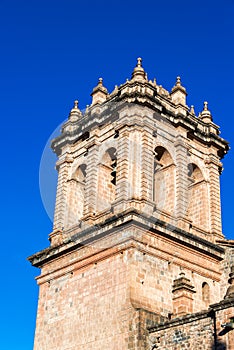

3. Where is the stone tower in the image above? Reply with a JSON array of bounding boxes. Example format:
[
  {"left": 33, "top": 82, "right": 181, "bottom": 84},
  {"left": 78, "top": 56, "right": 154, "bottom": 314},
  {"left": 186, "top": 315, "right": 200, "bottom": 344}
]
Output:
[{"left": 29, "top": 59, "right": 234, "bottom": 350}]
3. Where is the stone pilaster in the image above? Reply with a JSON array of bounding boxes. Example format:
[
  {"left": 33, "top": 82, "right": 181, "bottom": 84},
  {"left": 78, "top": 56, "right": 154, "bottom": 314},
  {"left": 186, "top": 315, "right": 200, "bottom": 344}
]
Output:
[
  {"left": 130, "top": 128, "right": 142, "bottom": 201},
  {"left": 53, "top": 155, "right": 73, "bottom": 231},
  {"left": 205, "top": 154, "right": 223, "bottom": 239},
  {"left": 83, "top": 141, "right": 100, "bottom": 218},
  {"left": 174, "top": 136, "right": 190, "bottom": 230},
  {"left": 113, "top": 127, "right": 130, "bottom": 213},
  {"left": 141, "top": 128, "right": 154, "bottom": 207}
]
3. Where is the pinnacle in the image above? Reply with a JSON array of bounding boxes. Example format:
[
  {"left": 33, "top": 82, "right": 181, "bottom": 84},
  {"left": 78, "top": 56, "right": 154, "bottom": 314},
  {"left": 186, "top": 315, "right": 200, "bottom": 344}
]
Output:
[
  {"left": 91, "top": 77, "right": 108, "bottom": 95},
  {"left": 74, "top": 100, "right": 78, "bottom": 109},
  {"left": 171, "top": 75, "right": 187, "bottom": 94},
  {"left": 199, "top": 101, "right": 212, "bottom": 122},
  {"left": 137, "top": 57, "right": 142, "bottom": 67},
  {"left": 131, "top": 57, "right": 147, "bottom": 82},
  {"left": 69, "top": 99, "right": 82, "bottom": 121},
  {"left": 176, "top": 76, "right": 181, "bottom": 86},
  {"left": 203, "top": 101, "right": 208, "bottom": 111}
]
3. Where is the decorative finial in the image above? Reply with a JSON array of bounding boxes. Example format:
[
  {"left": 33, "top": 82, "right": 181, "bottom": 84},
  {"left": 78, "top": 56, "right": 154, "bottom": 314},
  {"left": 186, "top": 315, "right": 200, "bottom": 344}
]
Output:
[
  {"left": 91, "top": 77, "right": 108, "bottom": 105},
  {"left": 190, "top": 105, "right": 195, "bottom": 115},
  {"left": 131, "top": 57, "right": 147, "bottom": 82},
  {"left": 176, "top": 76, "right": 181, "bottom": 86},
  {"left": 203, "top": 101, "right": 208, "bottom": 111},
  {"left": 110, "top": 84, "right": 119, "bottom": 97},
  {"left": 69, "top": 99, "right": 82, "bottom": 121},
  {"left": 137, "top": 57, "right": 142, "bottom": 67},
  {"left": 170, "top": 75, "right": 187, "bottom": 105},
  {"left": 199, "top": 101, "right": 212, "bottom": 122}
]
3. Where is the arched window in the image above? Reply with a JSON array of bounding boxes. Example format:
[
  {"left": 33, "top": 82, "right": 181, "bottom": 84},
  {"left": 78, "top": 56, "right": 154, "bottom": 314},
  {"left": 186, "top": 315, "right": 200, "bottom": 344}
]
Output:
[
  {"left": 202, "top": 282, "right": 210, "bottom": 306},
  {"left": 97, "top": 147, "right": 117, "bottom": 212},
  {"left": 187, "top": 163, "right": 208, "bottom": 230},
  {"left": 153, "top": 146, "right": 175, "bottom": 214},
  {"left": 66, "top": 164, "right": 87, "bottom": 228}
]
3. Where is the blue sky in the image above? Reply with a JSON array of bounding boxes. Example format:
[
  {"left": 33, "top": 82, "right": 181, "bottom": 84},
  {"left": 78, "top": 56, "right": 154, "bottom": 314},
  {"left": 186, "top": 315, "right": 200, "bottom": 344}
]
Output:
[{"left": 0, "top": 0, "right": 233, "bottom": 348}]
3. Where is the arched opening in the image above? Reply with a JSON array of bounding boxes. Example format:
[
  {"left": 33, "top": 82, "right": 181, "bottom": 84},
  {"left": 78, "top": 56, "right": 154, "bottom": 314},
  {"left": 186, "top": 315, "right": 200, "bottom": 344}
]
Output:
[
  {"left": 97, "top": 147, "right": 117, "bottom": 212},
  {"left": 66, "top": 164, "right": 87, "bottom": 228},
  {"left": 153, "top": 146, "right": 175, "bottom": 214},
  {"left": 202, "top": 282, "right": 210, "bottom": 306},
  {"left": 187, "top": 163, "right": 208, "bottom": 230},
  {"left": 188, "top": 163, "right": 203, "bottom": 182},
  {"left": 75, "top": 164, "right": 87, "bottom": 183}
]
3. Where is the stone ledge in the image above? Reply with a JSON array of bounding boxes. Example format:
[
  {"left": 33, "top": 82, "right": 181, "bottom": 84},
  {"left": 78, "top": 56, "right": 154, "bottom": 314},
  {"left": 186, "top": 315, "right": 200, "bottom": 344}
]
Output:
[{"left": 28, "top": 209, "right": 224, "bottom": 268}]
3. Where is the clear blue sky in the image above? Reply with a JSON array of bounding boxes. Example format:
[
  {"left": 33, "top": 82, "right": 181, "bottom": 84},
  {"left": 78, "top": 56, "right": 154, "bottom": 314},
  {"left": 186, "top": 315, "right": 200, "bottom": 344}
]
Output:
[{"left": 0, "top": 0, "right": 233, "bottom": 348}]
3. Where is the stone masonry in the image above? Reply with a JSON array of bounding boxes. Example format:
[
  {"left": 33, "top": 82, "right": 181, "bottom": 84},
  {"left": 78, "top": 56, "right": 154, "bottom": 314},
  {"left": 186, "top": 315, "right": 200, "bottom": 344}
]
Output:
[{"left": 29, "top": 58, "right": 234, "bottom": 349}]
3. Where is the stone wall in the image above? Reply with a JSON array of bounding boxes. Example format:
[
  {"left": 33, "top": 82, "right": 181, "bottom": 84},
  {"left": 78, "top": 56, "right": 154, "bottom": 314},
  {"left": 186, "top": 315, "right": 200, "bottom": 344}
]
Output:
[
  {"left": 148, "top": 299, "right": 234, "bottom": 350},
  {"left": 32, "top": 217, "right": 226, "bottom": 349}
]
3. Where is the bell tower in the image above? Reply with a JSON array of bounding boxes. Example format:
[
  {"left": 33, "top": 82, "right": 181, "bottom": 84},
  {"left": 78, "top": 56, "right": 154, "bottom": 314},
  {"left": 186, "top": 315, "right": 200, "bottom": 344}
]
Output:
[{"left": 29, "top": 59, "right": 232, "bottom": 350}]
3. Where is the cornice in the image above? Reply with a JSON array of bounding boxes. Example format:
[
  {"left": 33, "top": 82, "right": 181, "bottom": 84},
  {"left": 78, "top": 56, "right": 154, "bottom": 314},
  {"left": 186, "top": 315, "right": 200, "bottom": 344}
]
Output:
[
  {"left": 28, "top": 209, "right": 224, "bottom": 268},
  {"left": 51, "top": 90, "right": 229, "bottom": 158}
]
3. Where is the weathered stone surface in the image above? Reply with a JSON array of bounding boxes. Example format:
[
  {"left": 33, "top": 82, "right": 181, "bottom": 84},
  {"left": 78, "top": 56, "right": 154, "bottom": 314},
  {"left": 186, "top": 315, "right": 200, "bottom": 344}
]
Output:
[{"left": 29, "top": 59, "right": 233, "bottom": 349}]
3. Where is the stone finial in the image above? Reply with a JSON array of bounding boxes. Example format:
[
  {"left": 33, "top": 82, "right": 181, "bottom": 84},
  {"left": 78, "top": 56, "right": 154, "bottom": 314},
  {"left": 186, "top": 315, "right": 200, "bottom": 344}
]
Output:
[
  {"left": 110, "top": 84, "right": 119, "bottom": 97},
  {"left": 190, "top": 105, "right": 195, "bottom": 115},
  {"left": 137, "top": 57, "right": 142, "bottom": 66},
  {"left": 69, "top": 100, "right": 82, "bottom": 122},
  {"left": 91, "top": 77, "right": 108, "bottom": 105},
  {"left": 131, "top": 57, "right": 147, "bottom": 82},
  {"left": 199, "top": 101, "right": 213, "bottom": 123},
  {"left": 176, "top": 76, "right": 181, "bottom": 86},
  {"left": 204, "top": 101, "right": 208, "bottom": 110},
  {"left": 224, "top": 265, "right": 234, "bottom": 299},
  {"left": 172, "top": 76, "right": 186, "bottom": 91},
  {"left": 170, "top": 76, "right": 187, "bottom": 105}
]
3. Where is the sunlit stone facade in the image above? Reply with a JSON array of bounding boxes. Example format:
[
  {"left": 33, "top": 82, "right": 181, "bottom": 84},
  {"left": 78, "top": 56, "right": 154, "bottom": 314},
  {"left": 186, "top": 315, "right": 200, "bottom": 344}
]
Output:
[{"left": 29, "top": 59, "right": 234, "bottom": 350}]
